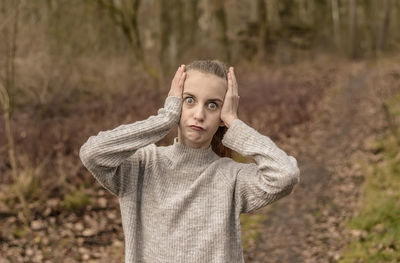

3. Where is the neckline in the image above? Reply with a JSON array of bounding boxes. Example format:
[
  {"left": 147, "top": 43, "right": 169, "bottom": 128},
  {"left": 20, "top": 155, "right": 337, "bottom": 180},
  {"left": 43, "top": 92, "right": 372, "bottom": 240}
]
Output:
[
  {"left": 174, "top": 137, "right": 213, "bottom": 150},
  {"left": 166, "top": 137, "right": 219, "bottom": 169}
]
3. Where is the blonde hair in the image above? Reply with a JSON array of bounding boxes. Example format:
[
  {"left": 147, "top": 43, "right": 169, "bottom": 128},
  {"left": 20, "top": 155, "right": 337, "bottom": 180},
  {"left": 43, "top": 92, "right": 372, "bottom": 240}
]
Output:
[{"left": 185, "top": 59, "right": 234, "bottom": 159}]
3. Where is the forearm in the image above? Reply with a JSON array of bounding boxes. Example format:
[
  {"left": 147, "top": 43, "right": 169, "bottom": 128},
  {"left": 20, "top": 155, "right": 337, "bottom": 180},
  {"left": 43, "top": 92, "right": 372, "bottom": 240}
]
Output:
[
  {"left": 79, "top": 96, "right": 182, "bottom": 170},
  {"left": 222, "top": 119, "right": 300, "bottom": 213},
  {"left": 223, "top": 119, "right": 300, "bottom": 192}
]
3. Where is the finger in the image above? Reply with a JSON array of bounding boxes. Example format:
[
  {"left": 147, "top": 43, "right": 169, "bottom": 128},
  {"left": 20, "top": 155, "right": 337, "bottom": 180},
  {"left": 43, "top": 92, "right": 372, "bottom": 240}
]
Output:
[
  {"left": 178, "top": 64, "right": 185, "bottom": 78},
  {"left": 178, "top": 72, "right": 186, "bottom": 90},
  {"left": 230, "top": 67, "right": 237, "bottom": 91},
  {"left": 230, "top": 67, "right": 239, "bottom": 95},
  {"left": 174, "top": 65, "right": 184, "bottom": 81},
  {"left": 227, "top": 72, "right": 233, "bottom": 95},
  {"left": 172, "top": 66, "right": 181, "bottom": 82},
  {"left": 177, "top": 65, "right": 183, "bottom": 74},
  {"left": 180, "top": 71, "right": 186, "bottom": 84}
]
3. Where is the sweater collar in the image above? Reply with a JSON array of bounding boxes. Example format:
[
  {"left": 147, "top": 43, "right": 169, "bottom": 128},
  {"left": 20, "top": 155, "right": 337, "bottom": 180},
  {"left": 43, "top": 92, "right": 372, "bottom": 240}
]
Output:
[{"left": 166, "top": 137, "right": 219, "bottom": 169}]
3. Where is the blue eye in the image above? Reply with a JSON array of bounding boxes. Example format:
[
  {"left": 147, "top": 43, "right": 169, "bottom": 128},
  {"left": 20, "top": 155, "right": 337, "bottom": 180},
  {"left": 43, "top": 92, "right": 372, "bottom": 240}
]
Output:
[
  {"left": 185, "top": 97, "right": 218, "bottom": 110},
  {"left": 209, "top": 102, "right": 218, "bottom": 110},
  {"left": 185, "top": 97, "right": 194, "bottom": 104}
]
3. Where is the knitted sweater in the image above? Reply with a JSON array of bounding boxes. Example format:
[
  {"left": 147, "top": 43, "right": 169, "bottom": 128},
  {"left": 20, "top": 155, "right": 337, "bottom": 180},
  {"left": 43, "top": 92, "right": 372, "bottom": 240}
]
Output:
[{"left": 79, "top": 96, "right": 300, "bottom": 263}]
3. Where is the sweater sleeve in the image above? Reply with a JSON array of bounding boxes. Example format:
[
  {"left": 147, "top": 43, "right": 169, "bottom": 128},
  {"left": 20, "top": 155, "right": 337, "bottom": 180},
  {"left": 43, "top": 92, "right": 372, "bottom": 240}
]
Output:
[
  {"left": 79, "top": 96, "right": 182, "bottom": 198},
  {"left": 221, "top": 119, "right": 300, "bottom": 214}
]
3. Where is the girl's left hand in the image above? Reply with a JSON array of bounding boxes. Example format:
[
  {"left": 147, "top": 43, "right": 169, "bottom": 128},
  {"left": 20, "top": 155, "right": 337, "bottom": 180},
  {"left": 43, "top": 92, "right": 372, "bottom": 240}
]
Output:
[{"left": 221, "top": 67, "right": 240, "bottom": 128}]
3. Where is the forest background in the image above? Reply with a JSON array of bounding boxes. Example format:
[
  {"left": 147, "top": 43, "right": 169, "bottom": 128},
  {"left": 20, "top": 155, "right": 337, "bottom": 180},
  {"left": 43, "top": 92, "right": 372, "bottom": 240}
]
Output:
[{"left": 1, "top": 0, "right": 399, "bottom": 262}]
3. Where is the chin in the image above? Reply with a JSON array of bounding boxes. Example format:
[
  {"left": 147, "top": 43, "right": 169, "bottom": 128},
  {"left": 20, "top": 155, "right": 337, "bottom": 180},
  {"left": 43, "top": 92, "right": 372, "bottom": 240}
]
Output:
[
  {"left": 185, "top": 130, "right": 208, "bottom": 141},
  {"left": 186, "top": 132, "right": 202, "bottom": 140}
]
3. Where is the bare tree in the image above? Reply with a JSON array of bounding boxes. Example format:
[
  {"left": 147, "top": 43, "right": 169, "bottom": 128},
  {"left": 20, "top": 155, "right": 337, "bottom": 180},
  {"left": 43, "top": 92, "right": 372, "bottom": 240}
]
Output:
[
  {"left": 159, "top": 0, "right": 172, "bottom": 79},
  {"left": 297, "top": 0, "right": 309, "bottom": 25},
  {"left": 183, "top": 0, "right": 200, "bottom": 51},
  {"left": 212, "top": 0, "right": 231, "bottom": 62},
  {"left": 348, "top": 0, "right": 357, "bottom": 58},
  {"left": 257, "top": 0, "right": 268, "bottom": 61},
  {"left": 331, "top": 0, "right": 341, "bottom": 50},
  {"left": 266, "top": 0, "right": 281, "bottom": 31},
  {"left": 377, "top": 0, "right": 392, "bottom": 54},
  {"left": 96, "top": 0, "right": 158, "bottom": 80},
  {"left": 0, "top": 0, "right": 29, "bottom": 224}
]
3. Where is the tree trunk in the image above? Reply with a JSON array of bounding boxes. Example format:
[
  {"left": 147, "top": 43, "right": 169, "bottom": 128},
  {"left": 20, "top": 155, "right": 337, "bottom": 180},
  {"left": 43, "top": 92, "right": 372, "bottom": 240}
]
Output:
[
  {"left": 266, "top": 0, "right": 280, "bottom": 33},
  {"left": 184, "top": 0, "right": 199, "bottom": 50},
  {"left": 159, "top": 0, "right": 172, "bottom": 74},
  {"left": 0, "top": 0, "right": 29, "bottom": 224},
  {"left": 97, "top": 0, "right": 157, "bottom": 80},
  {"left": 257, "top": 0, "right": 268, "bottom": 60},
  {"left": 297, "top": 0, "right": 308, "bottom": 24},
  {"left": 213, "top": 0, "right": 231, "bottom": 63},
  {"left": 377, "top": 0, "right": 392, "bottom": 53},
  {"left": 348, "top": 0, "right": 357, "bottom": 58},
  {"left": 331, "top": 0, "right": 341, "bottom": 50}
]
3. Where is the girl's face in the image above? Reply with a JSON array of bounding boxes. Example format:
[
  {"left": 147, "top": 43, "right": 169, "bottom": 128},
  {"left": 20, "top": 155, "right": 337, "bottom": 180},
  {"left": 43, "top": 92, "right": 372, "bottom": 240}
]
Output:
[{"left": 177, "top": 70, "right": 227, "bottom": 149}]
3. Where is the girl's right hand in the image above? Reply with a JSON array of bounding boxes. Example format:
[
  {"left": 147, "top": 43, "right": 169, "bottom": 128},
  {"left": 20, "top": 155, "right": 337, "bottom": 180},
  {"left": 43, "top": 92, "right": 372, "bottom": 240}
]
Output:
[{"left": 168, "top": 64, "right": 186, "bottom": 98}]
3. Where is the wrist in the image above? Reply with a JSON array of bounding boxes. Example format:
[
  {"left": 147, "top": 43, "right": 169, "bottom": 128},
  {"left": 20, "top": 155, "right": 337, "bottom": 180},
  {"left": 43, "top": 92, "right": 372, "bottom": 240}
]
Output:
[{"left": 225, "top": 117, "right": 239, "bottom": 128}]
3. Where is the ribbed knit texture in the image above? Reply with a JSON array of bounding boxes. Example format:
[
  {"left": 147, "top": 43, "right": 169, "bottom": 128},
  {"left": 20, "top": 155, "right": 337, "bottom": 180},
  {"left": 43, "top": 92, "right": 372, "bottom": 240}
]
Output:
[{"left": 79, "top": 96, "right": 300, "bottom": 263}]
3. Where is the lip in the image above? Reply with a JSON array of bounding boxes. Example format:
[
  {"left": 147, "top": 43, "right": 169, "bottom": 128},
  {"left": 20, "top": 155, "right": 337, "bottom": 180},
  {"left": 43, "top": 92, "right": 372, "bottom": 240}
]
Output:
[{"left": 190, "top": 125, "right": 205, "bottom": 131}]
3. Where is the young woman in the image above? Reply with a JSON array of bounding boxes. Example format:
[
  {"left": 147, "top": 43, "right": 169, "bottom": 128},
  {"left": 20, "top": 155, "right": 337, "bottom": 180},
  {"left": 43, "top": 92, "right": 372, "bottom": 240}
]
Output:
[{"left": 79, "top": 60, "right": 300, "bottom": 263}]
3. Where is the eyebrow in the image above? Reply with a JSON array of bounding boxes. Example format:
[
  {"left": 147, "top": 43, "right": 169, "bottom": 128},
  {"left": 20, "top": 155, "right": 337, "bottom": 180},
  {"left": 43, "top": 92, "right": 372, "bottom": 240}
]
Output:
[{"left": 183, "top": 92, "right": 223, "bottom": 103}]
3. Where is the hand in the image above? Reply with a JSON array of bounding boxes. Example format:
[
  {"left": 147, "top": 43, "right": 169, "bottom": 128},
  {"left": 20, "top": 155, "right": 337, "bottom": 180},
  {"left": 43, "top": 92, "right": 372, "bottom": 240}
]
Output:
[
  {"left": 221, "top": 67, "right": 240, "bottom": 128},
  {"left": 168, "top": 64, "right": 186, "bottom": 98}
]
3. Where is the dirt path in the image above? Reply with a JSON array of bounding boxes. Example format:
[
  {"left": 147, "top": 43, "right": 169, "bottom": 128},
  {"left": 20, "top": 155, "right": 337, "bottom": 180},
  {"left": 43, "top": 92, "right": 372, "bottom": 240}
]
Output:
[{"left": 243, "top": 65, "right": 389, "bottom": 262}]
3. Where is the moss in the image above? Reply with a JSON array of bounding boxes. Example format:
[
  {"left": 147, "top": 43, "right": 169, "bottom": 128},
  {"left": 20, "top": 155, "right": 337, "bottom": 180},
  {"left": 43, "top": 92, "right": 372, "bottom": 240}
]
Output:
[
  {"left": 13, "top": 227, "right": 28, "bottom": 239},
  {"left": 62, "top": 184, "right": 91, "bottom": 212},
  {"left": 240, "top": 213, "right": 267, "bottom": 251},
  {"left": 339, "top": 94, "right": 400, "bottom": 262}
]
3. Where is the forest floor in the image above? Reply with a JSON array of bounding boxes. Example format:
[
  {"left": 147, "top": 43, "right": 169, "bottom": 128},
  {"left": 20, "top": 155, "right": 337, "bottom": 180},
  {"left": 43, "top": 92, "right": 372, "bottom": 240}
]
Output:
[{"left": 243, "top": 61, "right": 397, "bottom": 263}]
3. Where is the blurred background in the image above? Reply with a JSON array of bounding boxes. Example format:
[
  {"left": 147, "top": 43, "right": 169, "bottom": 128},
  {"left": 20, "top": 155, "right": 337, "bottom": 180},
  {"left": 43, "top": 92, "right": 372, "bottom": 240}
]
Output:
[{"left": 0, "top": 0, "right": 399, "bottom": 262}]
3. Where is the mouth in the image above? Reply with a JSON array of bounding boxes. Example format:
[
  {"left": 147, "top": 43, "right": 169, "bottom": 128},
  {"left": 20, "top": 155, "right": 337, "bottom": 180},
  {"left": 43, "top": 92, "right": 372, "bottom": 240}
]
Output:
[{"left": 190, "top": 125, "right": 205, "bottom": 131}]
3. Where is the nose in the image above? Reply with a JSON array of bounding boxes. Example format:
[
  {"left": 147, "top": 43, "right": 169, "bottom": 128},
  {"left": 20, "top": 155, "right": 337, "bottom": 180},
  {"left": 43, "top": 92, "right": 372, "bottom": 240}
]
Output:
[{"left": 193, "top": 104, "right": 205, "bottom": 122}]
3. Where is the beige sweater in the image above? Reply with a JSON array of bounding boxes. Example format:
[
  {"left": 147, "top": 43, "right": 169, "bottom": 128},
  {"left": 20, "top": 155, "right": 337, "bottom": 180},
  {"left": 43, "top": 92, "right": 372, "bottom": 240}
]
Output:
[{"left": 79, "top": 96, "right": 300, "bottom": 263}]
